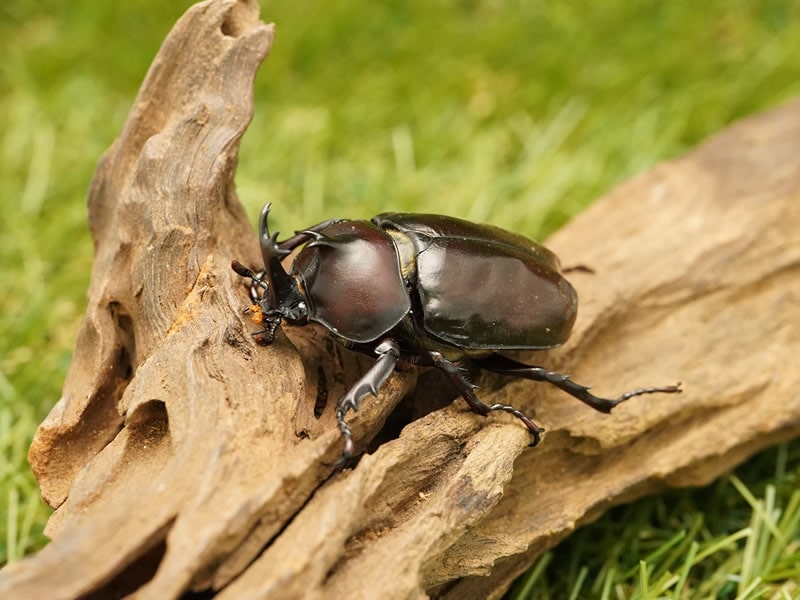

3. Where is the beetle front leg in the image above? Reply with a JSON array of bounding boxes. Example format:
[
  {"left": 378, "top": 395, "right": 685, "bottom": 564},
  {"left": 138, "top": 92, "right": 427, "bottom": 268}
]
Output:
[
  {"left": 429, "top": 352, "right": 544, "bottom": 446},
  {"left": 331, "top": 339, "right": 400, "bottom": 466},
  {"left": 477, "top": 354, "right": 681, "bottom": 413}
]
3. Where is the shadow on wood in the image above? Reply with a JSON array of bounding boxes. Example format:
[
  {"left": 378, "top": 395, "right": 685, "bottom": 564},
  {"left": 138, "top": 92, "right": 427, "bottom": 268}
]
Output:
[{"left": 1, "top": 0, "right": 799, "bottom": 598}]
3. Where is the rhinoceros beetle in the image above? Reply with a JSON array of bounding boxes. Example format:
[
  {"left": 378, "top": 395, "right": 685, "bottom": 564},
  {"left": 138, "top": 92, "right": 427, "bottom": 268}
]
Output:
[{"left": 232, "top": 203, "right": 680, "bottom": 464}]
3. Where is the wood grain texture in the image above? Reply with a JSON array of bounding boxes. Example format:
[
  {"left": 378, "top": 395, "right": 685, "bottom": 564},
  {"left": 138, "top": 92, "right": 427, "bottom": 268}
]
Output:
[{"left": 1, "top": 1, "right": 799, "bottom": 598}]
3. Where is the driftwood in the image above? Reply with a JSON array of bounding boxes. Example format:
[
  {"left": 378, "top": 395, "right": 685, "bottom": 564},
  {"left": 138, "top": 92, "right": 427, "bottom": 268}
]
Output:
[{"left": 2, "top": 0, "right": 800, "bottom": 598}]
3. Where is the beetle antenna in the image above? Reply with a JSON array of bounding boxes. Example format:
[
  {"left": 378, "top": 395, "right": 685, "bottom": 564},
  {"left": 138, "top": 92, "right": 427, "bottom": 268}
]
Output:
[
  {"left": 231, "top": 260, "right": 270, "bottom": 301},
  {"left": 231, "top": 259, "right": 258, "bottom": 280}
]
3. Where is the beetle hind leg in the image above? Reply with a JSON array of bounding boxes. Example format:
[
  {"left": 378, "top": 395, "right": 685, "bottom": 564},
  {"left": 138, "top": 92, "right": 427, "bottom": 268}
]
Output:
[
  {"left": 476, "top": 354, "right": 681, "bottom": 413},
  {"left": 329, "top": 340, "right": 400, "bottom": 468},
  {"left": 429, "top": 352, "right": 544, "bottom": 446}
]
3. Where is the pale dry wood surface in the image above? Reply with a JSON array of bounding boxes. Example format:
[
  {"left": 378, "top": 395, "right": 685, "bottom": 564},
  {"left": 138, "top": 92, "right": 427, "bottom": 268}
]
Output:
[{"left": 1, "top": 0, "right": 799, "bottom": 598}]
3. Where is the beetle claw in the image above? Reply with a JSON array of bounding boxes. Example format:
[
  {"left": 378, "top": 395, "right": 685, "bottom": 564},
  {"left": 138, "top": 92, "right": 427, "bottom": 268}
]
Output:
[
  {"left": 527, "top": 426, "right": 545, "bottom": 447},
  {"left": 325, "top": 403, "right": 359, "bottom": 470},
  {"left": 614, "top": 382, "right": 682, "bottom": 405},
  {"left": 324, "top": 440, "right": 358, "bottom": 471}
]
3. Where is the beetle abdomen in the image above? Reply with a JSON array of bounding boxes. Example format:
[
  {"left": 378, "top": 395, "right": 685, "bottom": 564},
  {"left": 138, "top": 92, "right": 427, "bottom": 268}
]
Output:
[{"left": 415, "top": 237, "right": 577, "bottom": 349}]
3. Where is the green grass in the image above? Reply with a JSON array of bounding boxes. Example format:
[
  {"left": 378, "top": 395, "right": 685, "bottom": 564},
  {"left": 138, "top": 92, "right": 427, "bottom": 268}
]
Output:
[
  {"left": 1, "top": 0, "right": 799, "bottom": 594},
  {"left": 509, "top": 445, "right": 800, "bottom": 599}
]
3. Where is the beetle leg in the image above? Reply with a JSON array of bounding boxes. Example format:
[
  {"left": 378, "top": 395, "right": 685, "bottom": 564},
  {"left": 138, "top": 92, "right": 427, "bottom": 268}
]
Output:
[
  {"left": 248, "top": 318, "right": 281, "bottom": 345},
  {"left": 477, "top": 354, "right": 682, "bottom": 413},
  {"left": 429, "top": 351, "right": 544, "bottom": 446},
  {"left": 331, "top": 339, "right": 400, "bottom": 466}
]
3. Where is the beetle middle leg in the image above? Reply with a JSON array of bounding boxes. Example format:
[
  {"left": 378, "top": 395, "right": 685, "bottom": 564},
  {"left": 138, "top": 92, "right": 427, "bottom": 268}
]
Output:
[
  {"left": 428, "top": 351, "right": 544, "bottom": 445},
  {"left": 476, "top": 354, "right": 681, "bottom": 413},
  {"left": 331, "top": 339, "right": 400, "bottom": 466}
]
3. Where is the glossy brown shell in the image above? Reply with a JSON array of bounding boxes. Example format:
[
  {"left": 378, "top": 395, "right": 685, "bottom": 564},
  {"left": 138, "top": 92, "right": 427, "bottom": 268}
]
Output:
[
  {"left": 292, "top": 221, "right": 410, "bottom": 343},
  {"left": 374, "top": 213, "right": 578, "bottom": 350}
]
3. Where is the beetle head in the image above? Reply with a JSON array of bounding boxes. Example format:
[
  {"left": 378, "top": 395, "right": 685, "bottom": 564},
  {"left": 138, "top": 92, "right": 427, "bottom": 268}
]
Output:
[
  {"left": 231, "top": 203, "right": 309, "bottom": 344},
  {"left": 257, "top": 203, "right": 311, "bottom": 328}
]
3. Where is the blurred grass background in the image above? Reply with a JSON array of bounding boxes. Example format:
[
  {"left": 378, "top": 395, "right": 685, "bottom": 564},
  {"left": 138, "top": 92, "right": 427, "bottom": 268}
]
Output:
[{"left": 2, "top": 0, "right": 800, "bottom": 597}]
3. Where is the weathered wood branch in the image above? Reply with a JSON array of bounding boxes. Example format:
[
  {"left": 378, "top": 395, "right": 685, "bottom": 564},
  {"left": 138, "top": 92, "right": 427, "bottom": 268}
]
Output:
[{"left": 2, "top": 1, "right": 799, "bottom": 598}]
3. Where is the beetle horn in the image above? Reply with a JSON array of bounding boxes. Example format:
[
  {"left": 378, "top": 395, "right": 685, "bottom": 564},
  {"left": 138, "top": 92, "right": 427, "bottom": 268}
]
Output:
[
  {"left": 259, "top": 203, "right": 290, "bottom": 258},
  {"left": 258, "top": 203, "right": 299, "bottom": 308}
]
